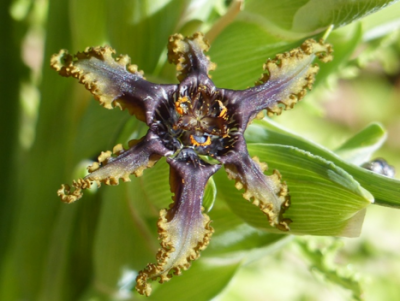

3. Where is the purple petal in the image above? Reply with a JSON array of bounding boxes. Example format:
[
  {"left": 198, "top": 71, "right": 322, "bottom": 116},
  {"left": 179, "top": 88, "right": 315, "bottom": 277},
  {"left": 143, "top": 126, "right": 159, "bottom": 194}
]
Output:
[
  {"left": 219, "top": 136, "right": 291, "bottom": 231},
  {"left": 168, "top": 32, "right": 216, "bottom": 81},
  {"left": 223, "top": 39, "right": 333, "bottom": 129},
  {"left": 50, "top": 46, "right": 177, "bottom": 125},
  {"left": 57, "top": 131, "right": 171, "bottom": 203},
  {"left": 135, "top": 156, "right": 220, "bottom": 296}
]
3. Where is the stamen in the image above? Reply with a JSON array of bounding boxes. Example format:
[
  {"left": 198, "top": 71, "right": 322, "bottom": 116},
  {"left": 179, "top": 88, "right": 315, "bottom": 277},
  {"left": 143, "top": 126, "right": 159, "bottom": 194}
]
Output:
[{"left": 217, "top": 100, "right": 227, "bottom": 119}]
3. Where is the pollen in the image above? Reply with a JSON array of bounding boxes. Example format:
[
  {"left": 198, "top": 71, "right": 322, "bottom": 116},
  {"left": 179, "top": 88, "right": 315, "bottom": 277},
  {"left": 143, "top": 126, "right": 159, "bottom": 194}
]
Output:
[{"left": 217, "top": 100, "right": 227, "bottom": 119}]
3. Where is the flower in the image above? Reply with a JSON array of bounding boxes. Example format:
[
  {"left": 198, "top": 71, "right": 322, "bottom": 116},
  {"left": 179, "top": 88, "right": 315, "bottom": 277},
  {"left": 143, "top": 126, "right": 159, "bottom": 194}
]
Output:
[{"left": 50, "top": 32, "right": 332, "bottom": 296}]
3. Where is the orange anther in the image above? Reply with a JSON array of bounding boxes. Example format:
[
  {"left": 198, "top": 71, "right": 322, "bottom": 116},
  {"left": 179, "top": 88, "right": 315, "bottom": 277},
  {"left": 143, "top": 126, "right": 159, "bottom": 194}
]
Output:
[
  {"left": 190, "top": 135, "right": 211, "bottom": 147},
  {"left": 175, "top": 96, "right": 190, "bottom": 115},
  {"left": 217, "top": 100, "right": 227, "bottom": 118},
  {"left": 175, "top": 102, "right": 184, "bottom": 115}
]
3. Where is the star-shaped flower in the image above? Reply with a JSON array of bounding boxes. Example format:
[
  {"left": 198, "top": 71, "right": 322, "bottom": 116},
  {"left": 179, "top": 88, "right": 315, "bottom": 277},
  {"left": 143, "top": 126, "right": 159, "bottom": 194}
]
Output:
[{"left": 51, "top": 32, "right": 332, "bottom": 296}]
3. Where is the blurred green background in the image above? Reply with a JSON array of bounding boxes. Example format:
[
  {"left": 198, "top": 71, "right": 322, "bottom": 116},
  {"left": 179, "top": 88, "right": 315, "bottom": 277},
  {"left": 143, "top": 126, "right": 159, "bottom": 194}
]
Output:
[{"left": 1, "top": 0, "right": 400, "bottom": 300}]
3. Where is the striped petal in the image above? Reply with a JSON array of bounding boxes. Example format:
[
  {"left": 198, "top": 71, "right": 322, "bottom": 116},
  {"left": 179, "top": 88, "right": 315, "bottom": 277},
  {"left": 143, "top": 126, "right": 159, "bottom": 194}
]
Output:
[
  {"left": 219, "top": 136, "right": 291, "bottom": 231},
  {"left": 51, "top": 46, "right": 176, "bottom": 124},
  {"left": 222, "top": 39, "right": 333, "bottom": 129},
  {"left": 57, "top": 131, "right": 171, "bottom": 203},
  {"left": 135, "top": 153, "right": 220, "bottom": 296}
]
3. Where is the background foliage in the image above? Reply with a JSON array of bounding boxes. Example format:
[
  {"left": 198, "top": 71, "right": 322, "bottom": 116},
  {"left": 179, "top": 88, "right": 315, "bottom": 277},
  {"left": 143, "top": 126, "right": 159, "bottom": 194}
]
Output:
[{"left": 1, "top": 0, "right": 400, "bottom": 300}]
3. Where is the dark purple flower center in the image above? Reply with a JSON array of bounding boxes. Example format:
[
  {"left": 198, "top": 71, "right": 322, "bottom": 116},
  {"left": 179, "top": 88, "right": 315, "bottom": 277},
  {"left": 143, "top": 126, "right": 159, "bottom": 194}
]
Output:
[{"left": 153, "top": 83, "right": 232, "bottom": 159}]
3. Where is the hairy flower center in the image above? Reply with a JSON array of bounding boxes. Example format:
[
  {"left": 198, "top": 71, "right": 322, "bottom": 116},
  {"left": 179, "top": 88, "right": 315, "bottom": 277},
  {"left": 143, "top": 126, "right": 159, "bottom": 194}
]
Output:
[{"left": 154, "top": 86, "right": 230, "bottom": 157}]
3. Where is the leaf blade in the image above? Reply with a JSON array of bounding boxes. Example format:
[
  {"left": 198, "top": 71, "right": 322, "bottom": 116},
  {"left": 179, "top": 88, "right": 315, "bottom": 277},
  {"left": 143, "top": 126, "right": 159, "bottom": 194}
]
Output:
[
  {"left": 216, "top": 144, "right": 372, "bottom": 237},
  {"left": 246, "top": 119, "right": 400, "bottom": 208}
]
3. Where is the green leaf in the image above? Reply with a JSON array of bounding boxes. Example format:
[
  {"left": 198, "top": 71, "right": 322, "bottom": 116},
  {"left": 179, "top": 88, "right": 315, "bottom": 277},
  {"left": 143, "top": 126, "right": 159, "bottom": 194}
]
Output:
[
  {"left": 206, "top": 203, "right": 289, "bottom": 257},
  {"left": 3, "top": 1, "right": 76, "bottom": 299},
  {"left": 40, "top": 194, "right": 100, "bottom": 300},
  {"left": 292, "top": 0, "right": 399, "bottom": 34},
  {"left": 335, "top": 123, "right": 387, "bottom": 165},
  {"left": 244, "top": 0, "right": 309, "bottom": 32},
  {"left": 360, "top": 1, "right": 400, "bottom": 40},
  {"left": 237, "top": 0, "right": 310, "bottom": 40},
  {"left": 246, "top": 119, "right": 400, "bottom": 208},
  {"left": 136, "top": 157, "right": 173, "bottom": 212},
  {"left": 209, "top": 21, "right": 298, "bottom": 89},
  {"left": 70, "top": 0, "right": 107, "bottom": 49},
  {"left": 215, "top": 144, "right": 373, "bottom": 237},
  {"left": 0, "top": 0, "right": 23, "bottom": 282},
  {"left": 239, "top": 0, "right": 399, "bottom": 40},
  {"left": 92, "top": 184, "right": 157, "bottom": 293},
  {"left": 73, "top": 100, "right": 133, "bottom": 160},
  {"left": 105, "top": 0, "right": 198, "bottom": 74}
]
